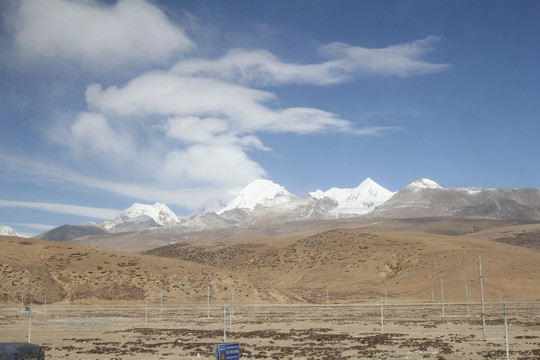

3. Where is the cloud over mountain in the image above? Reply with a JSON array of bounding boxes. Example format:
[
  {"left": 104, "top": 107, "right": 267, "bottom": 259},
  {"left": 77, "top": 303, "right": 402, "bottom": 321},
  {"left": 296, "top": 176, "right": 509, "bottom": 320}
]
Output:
[
  {"left": 1, "top": 0, "right": 452, "bottom": 219},
  {"left": 69, "top": 33, "right": 447, "bottom": 206}
]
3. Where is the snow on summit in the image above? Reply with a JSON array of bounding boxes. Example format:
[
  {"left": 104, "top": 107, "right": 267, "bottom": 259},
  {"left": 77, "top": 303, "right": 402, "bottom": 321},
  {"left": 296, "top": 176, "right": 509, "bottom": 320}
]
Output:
[
  {"left": 406, "top": 178, "right": 443, "bottom": 190},
  {"left": 115, "top": 202, "right": 180, "bottom": 226},
  {"left": 0, "top": 225, "right": 20, "bottom": 237},
  {"left": 218, "top": 179, "right": 296, "bottom": 213},
  {"left": 310, "top": 178, "right": 395, "bottom": 214}
]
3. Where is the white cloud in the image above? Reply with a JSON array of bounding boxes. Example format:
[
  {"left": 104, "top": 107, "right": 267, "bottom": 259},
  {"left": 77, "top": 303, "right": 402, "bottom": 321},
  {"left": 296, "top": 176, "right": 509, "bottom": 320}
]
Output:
[
  {"left": 66, "top": 38, "right": 432, "bottom": 203},
  {"left": 0, "top": 199, "right": 121, "bottom": 219},
  {"left": 269, "top": 108, "right": 352, "bottom": 134},
  {"left": 12, "top": 0, "right": 193, "bottom": 68},
  {"left": 170, "top": 36, "right": 450, "bottom": 85},
  {"left": 78, "top": 70, "right": 360, "bottom": 191},
  {"left": 85, "top": 73, "right": 275, "bottom": 123},
  {"left": 70, "top": 112, "right": 135, "bottom": 159},
  {"left": 166, "top": 116, "right": 230, "bottom": 144},
  {"left": 237, "top": 135, "right": 272, "bottom": 151},
  {"left": 165, "top": 115, "right": 272, "bottom": 160},
  {"left": 81, "top": 179, "right": 232, "bottom": 210},
  {"left": 85, "top": 72, "right": 353, "bottom": 135},
  {"left": 0, "top": 154, "right": 238, "bottom": 210},
  {"left": 163, "top": 144, "right": 266, "bottom": 186},
  {"left": 354, "top": 126, "right": 400, "bottom": 136},
  {"left": 170, "top": 49, "right": 335, "bottom": 85},
  {"left": 320, "top": 36, "right": 450, "bottom": 78},
  {"left": 11, "top": 223, "right": 58, "bottom": 231}
]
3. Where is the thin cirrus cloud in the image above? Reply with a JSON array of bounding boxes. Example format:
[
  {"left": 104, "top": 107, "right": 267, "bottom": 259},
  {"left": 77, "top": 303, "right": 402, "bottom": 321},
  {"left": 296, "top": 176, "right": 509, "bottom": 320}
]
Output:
[
  {"left": 12, "top": 223, "right": 57, "bottom": 232},
  {"left": 169, "top": 36, "right": 450, "bottom": 86},
  {"left": 0, "top": 199, "right": 121, "bottom": 219},
  {"left": 11, "top": 0, "right": 193, "bottom": 67},
  {"left": 0, "top": 154, "right": 232, "bottom": 210}
]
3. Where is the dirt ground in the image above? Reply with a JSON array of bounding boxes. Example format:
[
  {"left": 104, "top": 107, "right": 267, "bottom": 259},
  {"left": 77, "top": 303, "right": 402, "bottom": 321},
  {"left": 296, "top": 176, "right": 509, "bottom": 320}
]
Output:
[{"left": 1, "top": 301, "right": 538, "bottom": 359}]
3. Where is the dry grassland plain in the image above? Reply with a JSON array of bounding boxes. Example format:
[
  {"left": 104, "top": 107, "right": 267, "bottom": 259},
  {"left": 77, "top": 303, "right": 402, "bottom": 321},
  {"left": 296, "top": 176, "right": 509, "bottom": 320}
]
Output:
[{"left": 1, "top": 302, "right": 539, "bottom": 359}]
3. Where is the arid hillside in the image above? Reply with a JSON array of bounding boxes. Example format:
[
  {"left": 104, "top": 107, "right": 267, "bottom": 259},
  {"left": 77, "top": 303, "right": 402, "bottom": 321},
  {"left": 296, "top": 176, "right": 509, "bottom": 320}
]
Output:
[
  {"left": 146, "top": 225, "right": 540, "bottom": 303},
  {"left": 0, "top": 236, "right": 294, "bottom": 306},
  {"left": 2, "top": 220, "right": 539, "bottom": 306}
]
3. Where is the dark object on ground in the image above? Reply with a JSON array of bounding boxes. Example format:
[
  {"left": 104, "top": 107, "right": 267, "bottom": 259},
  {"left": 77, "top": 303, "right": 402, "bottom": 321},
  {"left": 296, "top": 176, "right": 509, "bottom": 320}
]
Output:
[{"left": 0, "top": 343, "right": 45, "bottom": 360}]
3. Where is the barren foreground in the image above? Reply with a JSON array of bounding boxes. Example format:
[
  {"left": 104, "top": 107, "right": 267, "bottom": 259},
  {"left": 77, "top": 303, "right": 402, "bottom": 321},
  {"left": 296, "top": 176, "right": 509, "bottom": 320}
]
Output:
[{"left": 1, "top": 302, "right": 538, "bottom": 359}]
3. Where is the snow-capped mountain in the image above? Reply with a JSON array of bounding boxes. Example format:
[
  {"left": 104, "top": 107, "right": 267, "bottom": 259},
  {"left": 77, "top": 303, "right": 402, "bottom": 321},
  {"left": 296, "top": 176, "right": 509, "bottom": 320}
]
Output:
[
  {"left": 33, "top": 177, "right": 540, "bottom": 243},
  {"left": 110, "top": 202, "right": 180, "bottom": 229},
  {"left": 217, "top": 179, "right": 296, "bottom": 214},
  {"left": 404, "top": 178, "right": 443, "bottom": 190},
  {"left": 185, "top": 178, "right": 393, "bottom": 227},
  {"left": 245, "top": 194, "right": 339, "bottom": 224},
  {"left": 310, "top": 178, "right": 395, "bottom": 215},
  {"left": 165, "top": 178, "right": 393, "bottom": 230},
  {"left": 188, "top": 198, "right": 230, "bottom": 219},
  {"left": 0, "top": 225, "right": 20, "bottom": 237}
]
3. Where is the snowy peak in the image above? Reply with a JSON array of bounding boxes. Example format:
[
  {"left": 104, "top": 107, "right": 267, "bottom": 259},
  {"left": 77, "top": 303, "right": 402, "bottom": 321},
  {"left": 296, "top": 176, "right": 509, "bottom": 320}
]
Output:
[
  {"left": 115, "top": 202, "right": 180, "bottom": 227},
  {"left": 347, "top": 178, "right": 394, "bottom": 202},
  {"left": 405, "top": 178, "right": 443, "bottom": 190},
  {"left": 310, "top": 178, "right": 395, "bottom": 215},
  {"left": 189, "top": 198, "right": 229, "bottom": 218},
  {"left": 218, "top": 179, "right": 296, "bottom": 214},
  {"left": 0, "top": 225, "right": 20, "bottom": 237}
]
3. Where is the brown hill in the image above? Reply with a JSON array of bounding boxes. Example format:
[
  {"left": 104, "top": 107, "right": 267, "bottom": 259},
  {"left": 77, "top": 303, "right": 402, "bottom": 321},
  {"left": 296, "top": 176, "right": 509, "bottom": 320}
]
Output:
[
  {"left": 146, "top": 226, "right": 540, "bottom": 303},
  {"left": 2, "top": 220, "right": 539, "bottom": 306},
  {"left": 0, "top": 235, "right": 295, "bottom": 306},
  {"left": 454, "top": 221, "right": 540, "bottom": 252}
]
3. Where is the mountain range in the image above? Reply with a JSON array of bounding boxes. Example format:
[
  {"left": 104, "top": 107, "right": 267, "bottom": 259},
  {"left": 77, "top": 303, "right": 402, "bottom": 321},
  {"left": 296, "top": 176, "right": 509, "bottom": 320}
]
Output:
[
  {"left": 101, "top": 177, "right": 395, "bottom": 232},
  {"left": 22, "top": 177, "right": 540, "bottom": 244}
]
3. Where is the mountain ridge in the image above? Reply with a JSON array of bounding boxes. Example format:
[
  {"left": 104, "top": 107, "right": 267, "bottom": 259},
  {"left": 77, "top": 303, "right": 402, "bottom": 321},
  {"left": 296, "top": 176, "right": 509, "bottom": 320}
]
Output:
[
  {"left": 28, "top": 178, "right": 540, "bottom": 245},
  {"left": 93, "top": 178, "right": 395, "bottom": 233}
]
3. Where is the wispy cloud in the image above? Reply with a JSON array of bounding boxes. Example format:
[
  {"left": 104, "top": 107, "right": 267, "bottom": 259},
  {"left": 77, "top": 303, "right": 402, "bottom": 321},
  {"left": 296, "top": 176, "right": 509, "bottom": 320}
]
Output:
[
  {"left": 11, "top": 223, "right": 56, "bottom": 231},
  {"left": 0, "top": 154, "right": 235, "bottom": 210},
  {"left": 170, "top": 36, "right": 450, "bottom": 85},
  {"left": 0, "top": 200, "right": 121, "bottom": 219},
  {"left": 354, "top": 126, "right": 401, "bottom": 136}
]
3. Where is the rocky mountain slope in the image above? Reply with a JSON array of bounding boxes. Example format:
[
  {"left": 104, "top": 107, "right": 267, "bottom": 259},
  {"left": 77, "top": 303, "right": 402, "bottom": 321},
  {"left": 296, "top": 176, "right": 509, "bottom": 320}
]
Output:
[
  {"left": 370, "top": 179, "right": 540, "bottom": 219},
  {"left": 35, "top": 223, "right": 109, "bottom": 242}
]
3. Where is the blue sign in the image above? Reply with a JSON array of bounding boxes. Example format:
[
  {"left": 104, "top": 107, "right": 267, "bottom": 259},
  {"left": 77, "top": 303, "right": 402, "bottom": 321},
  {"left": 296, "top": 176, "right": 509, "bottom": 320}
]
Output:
[{"left": 215, "top": 342, "right": 240, "bottom": 360}]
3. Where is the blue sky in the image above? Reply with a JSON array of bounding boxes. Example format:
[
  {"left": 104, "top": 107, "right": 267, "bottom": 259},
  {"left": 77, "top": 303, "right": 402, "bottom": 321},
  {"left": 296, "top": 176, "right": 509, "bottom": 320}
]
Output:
[{"left": 1, "top": 0, "right": 539, "bottom": 235}]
